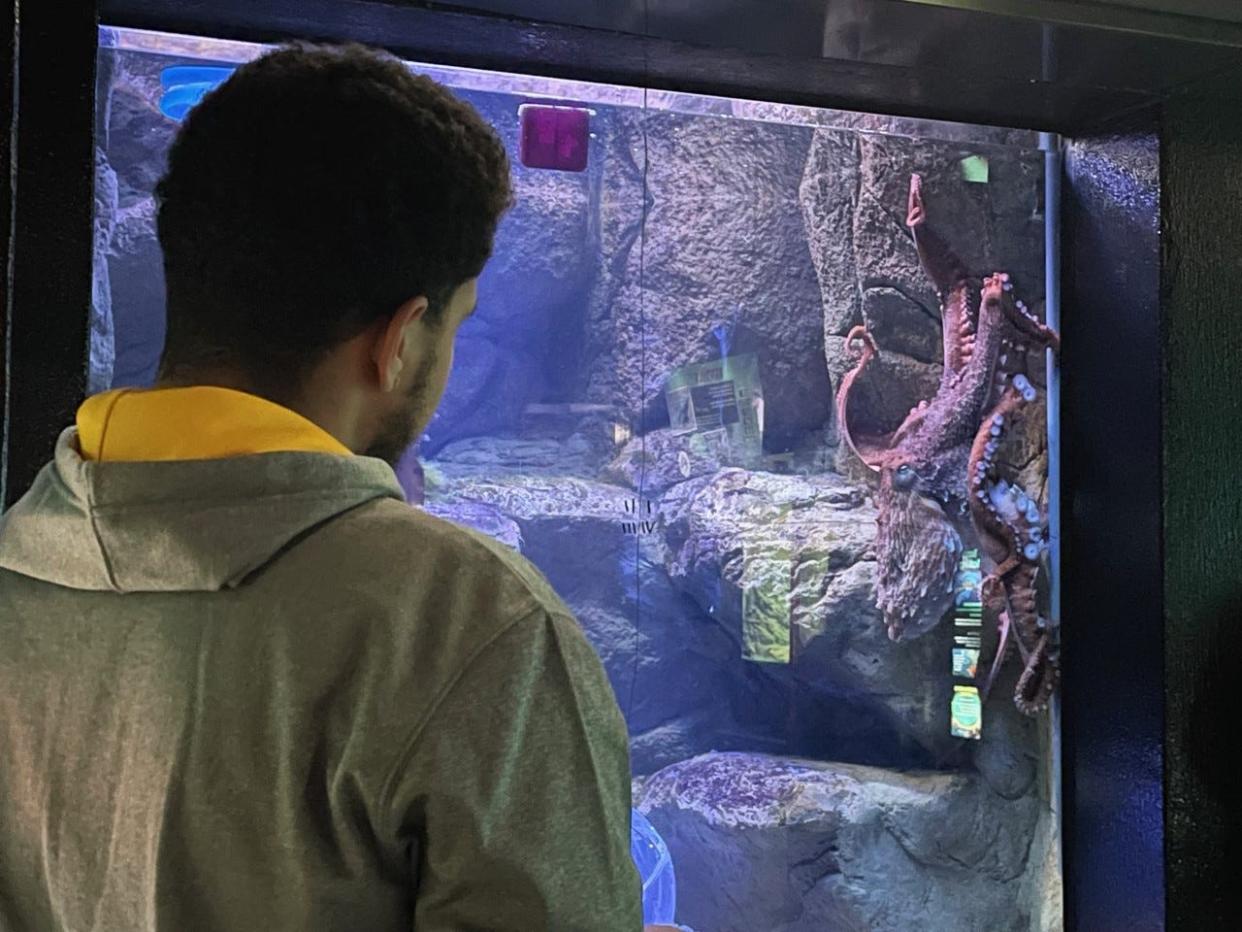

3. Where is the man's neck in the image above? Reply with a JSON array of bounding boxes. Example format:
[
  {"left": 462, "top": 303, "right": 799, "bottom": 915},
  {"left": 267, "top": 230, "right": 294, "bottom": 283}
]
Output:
[{"left": 154, "top": 370, "right": 365, "bottom": 454}]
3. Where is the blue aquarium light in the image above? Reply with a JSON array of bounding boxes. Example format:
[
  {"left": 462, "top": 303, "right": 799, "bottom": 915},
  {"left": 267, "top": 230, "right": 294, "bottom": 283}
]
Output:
[
  {"left": 158, "top": 65, "right": 236, "bottom": 121},
  {"left": 631, "top": 808, "right": 677, "bottom": 925}
]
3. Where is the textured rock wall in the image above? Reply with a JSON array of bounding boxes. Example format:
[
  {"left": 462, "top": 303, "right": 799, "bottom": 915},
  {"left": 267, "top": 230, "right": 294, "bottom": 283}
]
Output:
[
  {"left": 636, "top": 752, "right": 1043, "bottom": 932},
  {"left": 91, "top": 149, "right": 118, "bottom": 395},
  {"left": 801, "top": 129, "right": 1046, "bottom": 446},
  {"left": 582, "top": 110, "right": 833, "bottom": 450},
  {"left": 99, "top": 49, "right": 171, "bottom": 388}
]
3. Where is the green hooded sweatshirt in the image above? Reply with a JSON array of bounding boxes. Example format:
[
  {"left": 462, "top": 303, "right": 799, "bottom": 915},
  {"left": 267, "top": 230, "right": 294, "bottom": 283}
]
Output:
[{"left": 0, "top": 429, "right": 642, "bottom": 931}]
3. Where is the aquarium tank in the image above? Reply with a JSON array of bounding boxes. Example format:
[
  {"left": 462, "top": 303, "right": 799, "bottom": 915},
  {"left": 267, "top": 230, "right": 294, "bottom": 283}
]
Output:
[{"left": 93, "top": 27, "right": 1063, "bottom": 931}]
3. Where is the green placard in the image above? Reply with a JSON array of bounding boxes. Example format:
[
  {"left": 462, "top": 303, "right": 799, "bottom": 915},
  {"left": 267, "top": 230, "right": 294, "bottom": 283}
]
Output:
[
  {"left": 951, "top": 685, "right": 983, "bottom": 740},
  {"left": 665, "top": 353, "right": 764, "bottom": 468},
  {"left": 960, "top": 154, "right": 990, "bottom": 184}
]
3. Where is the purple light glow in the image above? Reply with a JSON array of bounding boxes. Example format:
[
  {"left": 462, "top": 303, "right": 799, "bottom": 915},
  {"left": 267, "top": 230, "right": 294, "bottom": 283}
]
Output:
[{"left": 518, "top": 104, "right": 590, "bottom": 172}]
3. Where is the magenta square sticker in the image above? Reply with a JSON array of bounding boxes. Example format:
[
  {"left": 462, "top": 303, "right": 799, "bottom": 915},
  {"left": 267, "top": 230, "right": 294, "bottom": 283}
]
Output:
[{"left": 518, "top": 104, "right": 590, "bottom": 172}]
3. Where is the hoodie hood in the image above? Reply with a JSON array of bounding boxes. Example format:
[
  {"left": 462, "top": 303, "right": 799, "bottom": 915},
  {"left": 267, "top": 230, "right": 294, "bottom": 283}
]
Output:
[{"left": 0, "top": 429, "right": 405, "bottom": 592}]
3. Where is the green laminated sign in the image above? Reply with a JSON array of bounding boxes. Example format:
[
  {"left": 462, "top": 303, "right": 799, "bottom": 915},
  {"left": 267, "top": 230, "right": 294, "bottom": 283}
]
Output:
[
  {"left": 740, "top": 542, "right": 791, "bottom": 664},
  {"left": 951, "top": 685, "right": 983, "bottom": 740},
  {"left": 960, "top": 154, "right": 990, "bottom": 184},
  {"left": 664, "top": 353, "right": 764, "bottom": 468}
]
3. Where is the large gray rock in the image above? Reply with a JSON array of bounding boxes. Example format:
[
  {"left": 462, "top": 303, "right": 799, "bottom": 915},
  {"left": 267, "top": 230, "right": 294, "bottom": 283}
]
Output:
[
  {"left": 429, "top": 434, "right": 947, "bottom": 773},
  {"left": 432, "top": 443, "right": 1019, "bottom": 772},
  {"left": 658, "top": 468, "right": 958, "bottom": 758},
  {"left": 98, "top": 50, "right": 176, "bottom": 388},
  {"left": 422, "top": 91, "right": 604, "bottom": 453},
  {"left": 91, "top": 149, "right": 119, "bottom": 395},
  {"left": 583, "top": 111, "right": 833, "bottom": 450},
  {"left": 636, "top": 751, "right": 1044, "bottom": 932},
  {"left": 428, "top": 437, "right": 753, "bottom": 773},
  {"left": 802, "top": 129, "right": 1046, "bottom": 439}
]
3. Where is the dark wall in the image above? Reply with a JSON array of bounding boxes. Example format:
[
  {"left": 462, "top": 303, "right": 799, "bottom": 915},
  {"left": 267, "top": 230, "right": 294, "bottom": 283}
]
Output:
[
  {"left": 1161, "top": 93, "right": 1242, "bottom": 930},
  {"left": 1, "top": 0, "right": 96, "bottom": 508},
  {"left": 1061, "top": 124, "right": 1166, "bottom": 932},
  {"left": 1, "top": 0, "right": 15, "bottom": 497}
]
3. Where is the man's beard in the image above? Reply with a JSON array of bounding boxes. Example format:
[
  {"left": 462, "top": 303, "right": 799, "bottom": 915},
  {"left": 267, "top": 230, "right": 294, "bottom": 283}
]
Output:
[{"left": 363, "top": 352, "right": 437, "bottom": 467}]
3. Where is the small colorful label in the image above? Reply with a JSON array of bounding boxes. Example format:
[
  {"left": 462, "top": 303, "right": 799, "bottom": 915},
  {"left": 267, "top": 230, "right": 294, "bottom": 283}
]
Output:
[
  {"left": 952, "top": 648, "right": 980, "bottom": 679},
  {"left": 951, "top": 685, "right": 983, "bottom": 740}
]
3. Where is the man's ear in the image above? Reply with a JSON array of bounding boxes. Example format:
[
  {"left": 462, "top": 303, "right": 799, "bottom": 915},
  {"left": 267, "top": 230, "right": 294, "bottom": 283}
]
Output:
[{"left": 372, "top": 296, "right": 429, "bottom": 391}]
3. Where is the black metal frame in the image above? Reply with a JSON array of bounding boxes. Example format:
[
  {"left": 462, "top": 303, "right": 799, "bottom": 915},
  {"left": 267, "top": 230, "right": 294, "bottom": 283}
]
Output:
[
  {"left": 11, "top": 0, "right": 1242, "bottom": 927},
  {"left": 85, "top": 0, "right": 1242, "bottom": 132},
  {"left": 1, "top": 0, "right": 14, "bottom": 497},
  {"left": 1, "top": 0, "right": 95, "bottom": 507}
]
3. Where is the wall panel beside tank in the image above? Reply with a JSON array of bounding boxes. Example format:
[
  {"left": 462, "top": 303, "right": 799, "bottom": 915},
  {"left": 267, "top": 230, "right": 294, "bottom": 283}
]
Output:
[
  {"left": 1059, "top": 122, "right": 1164, "bottom": 931},
  {"left": 2, "top": 0, "right": 96, "bottom": 509},
  {"left": 1162, "top": 92, "right": 1242, "bottom": 931}
]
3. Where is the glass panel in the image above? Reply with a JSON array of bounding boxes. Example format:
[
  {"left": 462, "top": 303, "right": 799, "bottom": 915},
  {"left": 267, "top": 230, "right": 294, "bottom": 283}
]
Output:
[
  {"left": 635, "top": 101, "right": 1059, "bottom": 931},
  {"left": 94, "top": 26, "right": 1061, "bottom": 930}
]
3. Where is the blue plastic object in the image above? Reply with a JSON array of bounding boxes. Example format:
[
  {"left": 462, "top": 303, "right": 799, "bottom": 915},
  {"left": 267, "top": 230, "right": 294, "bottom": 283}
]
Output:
[
  {"left": 631, "top": 808, "right": 676, "bottom": 925},
  {"left": 158, "top": 66, "right": 236, "bottom": 121}
]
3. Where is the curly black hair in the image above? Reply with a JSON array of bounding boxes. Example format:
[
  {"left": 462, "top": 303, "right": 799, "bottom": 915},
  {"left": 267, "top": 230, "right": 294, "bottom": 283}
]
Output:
[{"left": 155, "top": 42, "right": 512, "bottom": 402}]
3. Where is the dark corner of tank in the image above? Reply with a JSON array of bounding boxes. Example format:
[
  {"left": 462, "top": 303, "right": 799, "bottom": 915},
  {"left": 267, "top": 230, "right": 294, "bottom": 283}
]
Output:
[{"left": 92, "top": 29, "right": 1062, "bottom": 932}]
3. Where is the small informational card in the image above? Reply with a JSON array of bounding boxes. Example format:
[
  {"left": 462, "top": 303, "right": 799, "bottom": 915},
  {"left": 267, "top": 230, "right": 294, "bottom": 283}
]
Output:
[
  {"left": 951, "top": 685, "right": 983, "bottom": 740},
  {"left": 952, "top": 648, "right": 979, "bottom": 679}
]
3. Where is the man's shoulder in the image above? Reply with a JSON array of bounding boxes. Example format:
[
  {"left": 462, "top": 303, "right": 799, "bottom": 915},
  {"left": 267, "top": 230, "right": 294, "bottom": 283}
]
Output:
[{"left": 306, "top": 495, "right": 569, "bottom": 623}]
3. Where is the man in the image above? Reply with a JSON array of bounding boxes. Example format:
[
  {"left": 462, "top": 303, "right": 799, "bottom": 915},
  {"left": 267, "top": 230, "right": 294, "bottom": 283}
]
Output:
[{"left": 0, "top": 43, "right": 655, "bottom": 931}]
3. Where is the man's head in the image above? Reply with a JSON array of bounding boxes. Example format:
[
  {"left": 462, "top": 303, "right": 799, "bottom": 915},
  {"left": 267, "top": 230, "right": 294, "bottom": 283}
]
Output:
[{"left": 155, "top": 43, "right": 512, "bottom": 463}]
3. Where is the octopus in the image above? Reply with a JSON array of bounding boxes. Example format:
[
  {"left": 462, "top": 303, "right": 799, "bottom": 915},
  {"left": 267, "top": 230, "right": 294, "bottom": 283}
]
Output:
[{"left": 835, "top": 173, "right": 1061, "bottom": 715}]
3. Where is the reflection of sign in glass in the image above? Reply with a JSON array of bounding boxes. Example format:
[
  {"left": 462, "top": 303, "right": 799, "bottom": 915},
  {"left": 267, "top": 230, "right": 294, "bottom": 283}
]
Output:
[
  {"left": 664, "top": 354, "right": 764, "bottom": 467},
  {"left": 951, "top": 685, "right": 983, "bottom": 740}
]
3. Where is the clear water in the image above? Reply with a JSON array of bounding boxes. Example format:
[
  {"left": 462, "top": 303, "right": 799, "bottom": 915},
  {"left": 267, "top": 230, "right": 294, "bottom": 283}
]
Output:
[{"left": 93, "top": 27, "right": 1062, "bottom": 931}]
